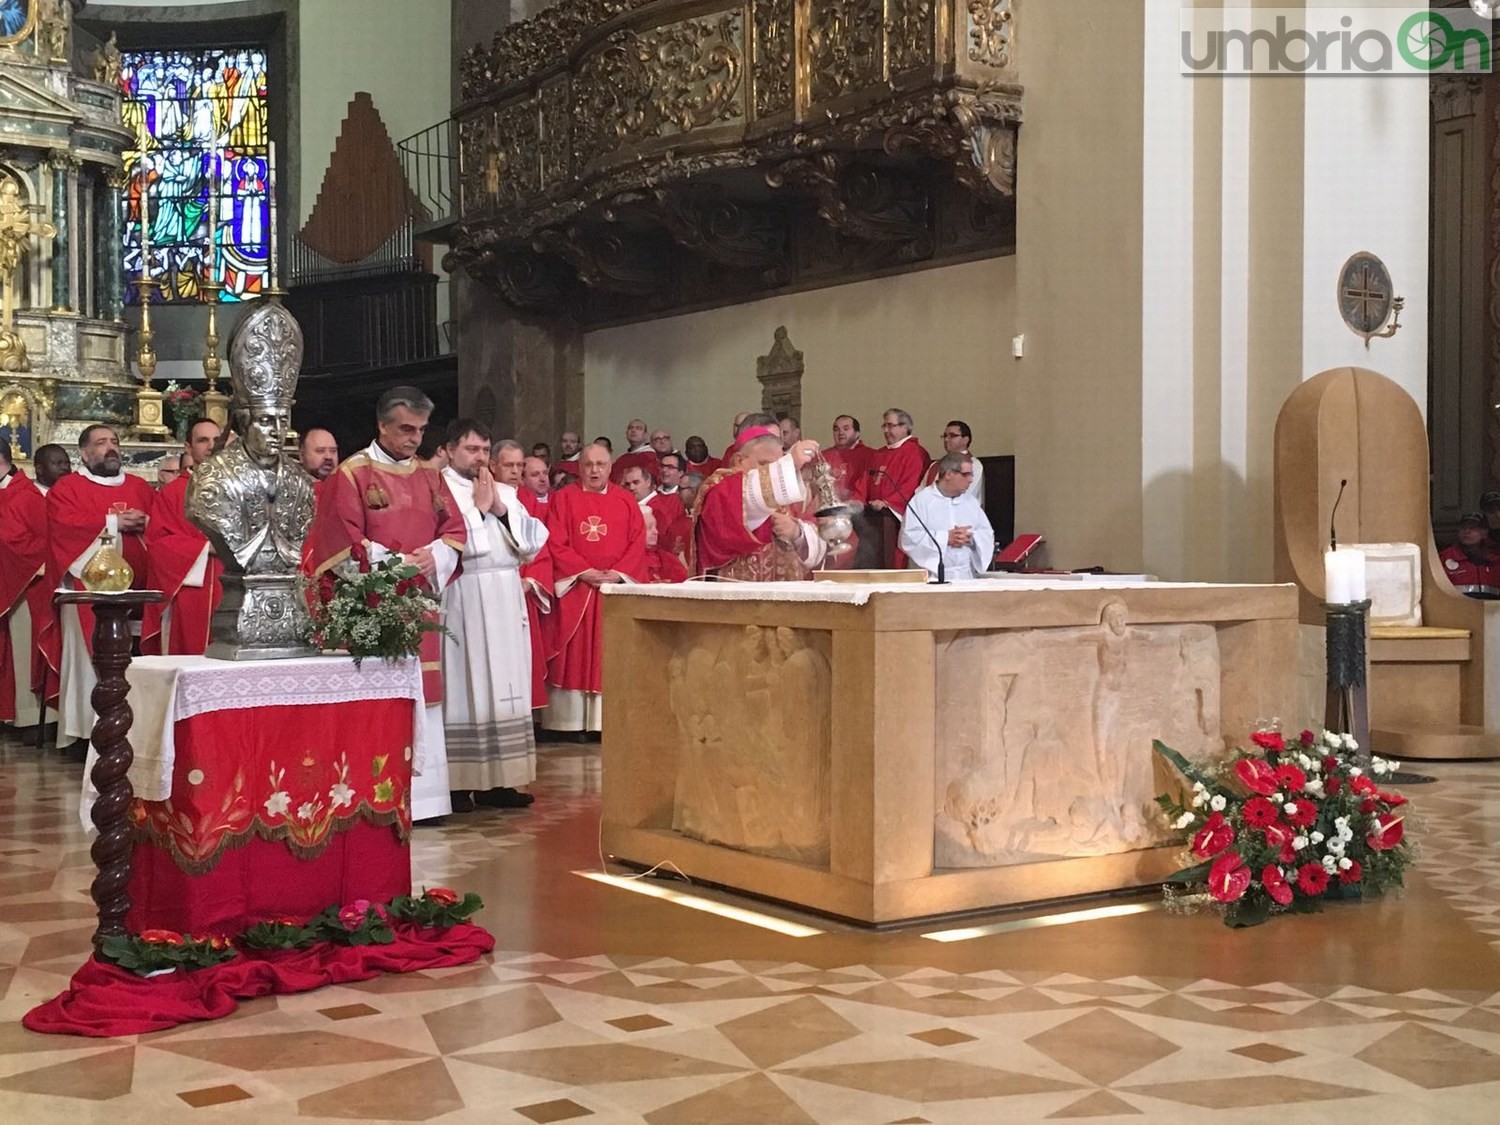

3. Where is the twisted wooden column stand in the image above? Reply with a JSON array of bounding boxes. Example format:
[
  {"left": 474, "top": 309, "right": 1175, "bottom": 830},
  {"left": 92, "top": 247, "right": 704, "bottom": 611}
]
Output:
[{"left": 55, "top": 590, "right": 162, "bottom": 950}]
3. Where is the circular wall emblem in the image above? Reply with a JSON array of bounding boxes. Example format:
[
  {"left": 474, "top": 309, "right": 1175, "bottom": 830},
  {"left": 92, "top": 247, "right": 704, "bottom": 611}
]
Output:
[{"left": 1338, "top": 252, "right": 1395, "bottom": 341}]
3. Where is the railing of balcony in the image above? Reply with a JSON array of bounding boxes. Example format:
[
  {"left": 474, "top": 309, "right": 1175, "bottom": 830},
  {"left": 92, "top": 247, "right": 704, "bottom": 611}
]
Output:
[{"left": 397, "top": 120, "right": 458, "bottom": 232}]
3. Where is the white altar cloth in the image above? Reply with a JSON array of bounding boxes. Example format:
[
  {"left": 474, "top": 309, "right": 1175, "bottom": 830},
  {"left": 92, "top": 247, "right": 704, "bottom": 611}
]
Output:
[
  {"left": 598, "top": 576, "right": 1245, "bottom": 607},
  {"left": 79, "top": 655, "right": 428, "bottom": 827}
]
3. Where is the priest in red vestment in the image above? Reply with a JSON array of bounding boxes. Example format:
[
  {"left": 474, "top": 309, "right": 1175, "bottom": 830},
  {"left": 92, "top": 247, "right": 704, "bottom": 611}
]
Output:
[
  {"left": 47, "top": 425, "right": 155, "bottom": 749},
  {"left": 609, "top": 418, "right": 658, "bottom": 485},
  {"left": 682, "top": 435, "right": 721, "bottom": 479},
  {"left": 542, "top": 442, "right": 647, "bottom": 734},
  {"left": 143, "top": 419, "right": 224, "bottom": 656},
  {"left": 516, "top": 475, "right": 556, "bottom": 712},
  {"left": 9, "top": 445, "right": 70, "bottom": 728},
  {"left": 641, "top": 508, "right": 688, "bottom": 584},
  {"left": 0, "top": 441, "right": 50, "bottom": 728},
  {"left": 306, "top": 386, "right": 467, "bottom": 822},
  {"left": 819, "top": 415, "right": 873, "bottom": 571},
  {"left": 864, "top": 408, "right": 932, "bottom": 569},
  {"left": 693, "top": 414, "right": 827, "bottom": 581}
]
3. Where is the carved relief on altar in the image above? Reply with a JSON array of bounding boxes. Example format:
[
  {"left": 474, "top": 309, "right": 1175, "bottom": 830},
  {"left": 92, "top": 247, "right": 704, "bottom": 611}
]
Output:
[
  {"left": 756, "top": 325, "right": 802, "bottom": 423},
  {"left": 666, "top": 624, "right": 832, "bottom": 865},
  {"left": 806, "top": 0, "right": 884, "bottom": 103},
  {"left": 934, "top": 603, "right": 1222, "bottom": 868}
]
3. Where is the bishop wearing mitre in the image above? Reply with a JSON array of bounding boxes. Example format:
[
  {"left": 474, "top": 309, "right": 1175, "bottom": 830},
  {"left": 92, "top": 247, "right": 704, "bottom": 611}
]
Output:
[
  {"left": 143, "top": 419, "right": 224, "bottom": 655},
  {"left": 306, "top": 385, "right": 466, "bottom": 823},
  {"left": 693, "top": 413, "right": 826, "bottom": 581},
  {"left": 542, "top": 442, "right": 646, "bottom": 735}
]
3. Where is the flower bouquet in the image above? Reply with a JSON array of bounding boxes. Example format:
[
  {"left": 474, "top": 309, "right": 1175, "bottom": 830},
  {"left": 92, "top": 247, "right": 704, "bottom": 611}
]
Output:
[
  {"left": 161, "top": 380, "right": 203, "bottom": 441},
  {"left": 99, "top": 929, "right": 236, "bottom": 975},
  {"left": 389, "top": 886, "right": 483, "bottom": 929},
  {"left": 309, "top": 557, "right": 447, "bottom": 664},
  {"left": 1154, "top": 728, "right": 1414, "bottom": 927}
]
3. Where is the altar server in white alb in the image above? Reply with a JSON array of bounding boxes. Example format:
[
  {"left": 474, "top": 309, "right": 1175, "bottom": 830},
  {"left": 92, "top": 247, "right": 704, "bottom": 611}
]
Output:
[
  {"left": 440, "top": 424, "right": 550, "bottom": 812},
  {"left": 900, "top": 452, "right": 995, "bottom": 581}
]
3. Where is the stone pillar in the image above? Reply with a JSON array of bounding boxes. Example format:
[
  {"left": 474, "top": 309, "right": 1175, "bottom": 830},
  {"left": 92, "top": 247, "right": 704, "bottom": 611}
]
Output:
[
  {"left": 103, "top": 169, "right": 124, "bottom": 321},
  {"left": 454, "top": 271, "right": 583, "bottom": 446},
  {"left": 77, "top": 171, "right": 94, "bottom": 317},
  {"left": 48, "top": 153, "right": 71, "bottom": 312}
]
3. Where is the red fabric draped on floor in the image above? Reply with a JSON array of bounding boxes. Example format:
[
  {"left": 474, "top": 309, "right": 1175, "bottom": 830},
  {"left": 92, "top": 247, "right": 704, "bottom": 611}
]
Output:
[{"left": 22, "top": 921, "right": 495, "bottom": 1037}]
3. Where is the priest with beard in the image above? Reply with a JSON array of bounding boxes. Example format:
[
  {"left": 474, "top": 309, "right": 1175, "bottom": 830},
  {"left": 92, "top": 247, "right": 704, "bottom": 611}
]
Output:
[
  {"left": 440, "top": 421, "right": 548, "bottom": 812},
  {"left": 306, "top": 385, "right": 466, "bottom": 823},
  {"left": 693, "top": 413, "right": 826, "bottom": 581},
  {"left": 46, "top": 425, "right": 155, "bottom": 755},
  {"left": 542, "top": 442, "right": 646, "bottom": 735},
  {"left": 143, "top": 419, "right": 223, "bottom": 655}
]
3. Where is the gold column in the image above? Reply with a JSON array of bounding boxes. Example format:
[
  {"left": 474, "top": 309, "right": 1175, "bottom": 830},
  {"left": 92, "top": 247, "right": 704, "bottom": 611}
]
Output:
[
  {"left": 199, "top": 278, "right": 229, "bottom": 427},
  {"left": 131, "top": 275, "right": 170, "bottom": 440}
]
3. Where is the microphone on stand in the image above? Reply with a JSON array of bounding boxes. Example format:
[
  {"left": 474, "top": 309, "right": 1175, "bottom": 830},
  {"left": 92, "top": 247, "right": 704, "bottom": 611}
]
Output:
[
  {"left": 871, "top": 468, "right": 946, "bottom": 584},
  {"left": 1329, "top": 478, "right": 1348, "bottom": 550}
]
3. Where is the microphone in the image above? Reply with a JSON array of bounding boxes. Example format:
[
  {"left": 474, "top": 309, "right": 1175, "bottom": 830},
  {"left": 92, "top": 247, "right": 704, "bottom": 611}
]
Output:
[
  {"left": 871, "top": 468, "right": 947, "bottom": 584},
  {"left": 1329, "top": 478, "right": 1348, "bottom": 551}
]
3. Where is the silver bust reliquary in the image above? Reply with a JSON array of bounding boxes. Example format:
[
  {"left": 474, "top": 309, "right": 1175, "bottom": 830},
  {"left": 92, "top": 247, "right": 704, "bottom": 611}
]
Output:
[{"left": 186, "top": 298, "right": 318, "bottom": 660}]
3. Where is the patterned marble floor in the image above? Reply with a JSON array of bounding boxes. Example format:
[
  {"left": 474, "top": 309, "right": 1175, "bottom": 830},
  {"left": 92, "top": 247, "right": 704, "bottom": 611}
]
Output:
[{"left": 3, "top": 733, "right": 1500, "bottom": 1123}]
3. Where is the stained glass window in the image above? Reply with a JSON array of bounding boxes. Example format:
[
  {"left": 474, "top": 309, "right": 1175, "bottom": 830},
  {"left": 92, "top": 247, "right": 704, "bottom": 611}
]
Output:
[{"left": 120, "top": 46, "right": 271, "bottom": 303}]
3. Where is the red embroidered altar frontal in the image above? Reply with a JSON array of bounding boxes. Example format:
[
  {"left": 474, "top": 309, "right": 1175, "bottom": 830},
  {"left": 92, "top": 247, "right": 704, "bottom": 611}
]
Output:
[{"left": 80, "top": 655, "right": 430, "bottom": 935}]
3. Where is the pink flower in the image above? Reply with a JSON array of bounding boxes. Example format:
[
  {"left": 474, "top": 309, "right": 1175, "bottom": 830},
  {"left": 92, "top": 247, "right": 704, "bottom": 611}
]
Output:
[{"left": 338, "top": 900, "right": 386, "bottom": 930}]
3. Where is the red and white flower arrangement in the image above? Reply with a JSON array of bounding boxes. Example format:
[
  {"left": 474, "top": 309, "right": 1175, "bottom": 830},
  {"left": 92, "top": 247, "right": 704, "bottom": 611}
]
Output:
[{"left": 1154, "top": 727, "right": 1414, "bottom": 927}]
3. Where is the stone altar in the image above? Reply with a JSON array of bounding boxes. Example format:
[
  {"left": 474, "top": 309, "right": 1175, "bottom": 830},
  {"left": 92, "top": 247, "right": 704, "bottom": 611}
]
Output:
[{"left": 601, "top": 580, "right": 1298, "bottom": 925}]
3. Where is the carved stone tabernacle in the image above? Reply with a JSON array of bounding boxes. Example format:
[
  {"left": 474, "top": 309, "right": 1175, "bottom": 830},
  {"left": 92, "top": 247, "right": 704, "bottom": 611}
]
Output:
[{"left": 185, "top": 299, "right": 317, "bottom": 660}]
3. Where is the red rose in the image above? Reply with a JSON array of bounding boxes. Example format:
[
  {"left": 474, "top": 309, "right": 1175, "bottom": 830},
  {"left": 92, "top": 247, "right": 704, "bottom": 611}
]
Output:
[
  {"left": 1299, "top": 730, "right": 1316, "bottom": 746},
  {"left": 1243, "top": 796, "right": 1279, "bottom": 828},
  {"left": 365, "top": 592, "right": 383, "bottom": 609},
  {"left": 1350, "top": 775, "right": 1377, "bottom": 796},
  {"left": 207, "top": 934, "right": 232, "bottom": 950},
  {"left": 1261, "top": 864, "right": 1293, "bottom": 906},
  {"left": 1208, "top": 853, "right": 1251, "bottom": 903},
  {"left": 425, "top": 887, "right": 460, "bottom": 906},
  {"left": 1360, "top": 799, "right": 1377, "bottom": 814},
  {"left": 1251, "top": 731, "right": 1286, "bottom": 752},
  {"left": 1339, "top": 860, "right": 1363, "bottom": 884},
  {"left": 1233, "top": 758, "right": 1279, "bottom": 796},
  {"left": 1326, "top": 775, "right": 1342, "bottom": 795},
  {"left": 139, "top": 929, "right": 184, "bottom": 945},
  {"left": 1284, "top": 800, "right": 1318, "bottom": 829},
  {"left": 1191, "top": 812, "right": 1235, "bottom": 858},
  {"left": 1323, "top": 756, "right": 1340, "bottom": 773},
  {"left": 1297, "top": 863, "right": 1330, "bottom": 895},
  {"left": 1366, "top": 813, "right": 1405, "bottom": 851},
  {"left": 1274, "top": 764, "right": 1307, "bottom": 793}
]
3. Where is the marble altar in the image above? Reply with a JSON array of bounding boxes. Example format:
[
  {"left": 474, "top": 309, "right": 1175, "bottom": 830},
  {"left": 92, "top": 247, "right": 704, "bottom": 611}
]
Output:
[{"left": 601, "top": 579, "right": 1298, "bottom": 925}]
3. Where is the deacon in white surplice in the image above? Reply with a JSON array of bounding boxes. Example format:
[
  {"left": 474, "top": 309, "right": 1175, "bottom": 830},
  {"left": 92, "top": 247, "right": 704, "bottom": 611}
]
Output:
[
  {"left": 441, "top": 426, "right": 550, "bottom": 812},
  {"left": 899, "top": 452, "right": 995, "bottom": 582}
]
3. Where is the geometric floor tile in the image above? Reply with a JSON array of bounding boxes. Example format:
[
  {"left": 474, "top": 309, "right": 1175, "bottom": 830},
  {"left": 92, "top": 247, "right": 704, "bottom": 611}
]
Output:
[
  {"left": 716, "top": 996, "right": 862, "bottom": 1069},
  {"left": 643, "top": 1074, "right": 817, "bottom": 1125},
  {"left": 1026, "top": 1009, "right": 1180, "bottom": 1085},
  {"left": 1230, "top": 1042, "right": 1305, "bottom": 1064},
  {"left": 514, "top": 1098, "right": 595, "bottom": 1124},
  {"left": 296, "top": 1058, "right": 465, "bottom": 1121},
  {"left": 422, "top": 986, "right": 563, "bottom": 1054},
  {"left": 1122, "top": 1075, "right": 1372, "bottom": 1108},
  {"left": 0, "top": 1046, "right": 134, "bottom": 1100},
  {"left": 607, "top": 1014, "right": 673, "bottom": 1033},
  {"left": 783, "top": 1058, "right": 1082, "bottom": 1101},
  {"left": 1354, "top": 1022, "right": 1500, "bottom": 1089},
  {"left": 318, "top": 1003, "right": 383, "bottom": 1021},
  {"left": 177, "top": 1084, "right": 254, "bottom": 1108},
  {"left": 454, "top": 1042, "right": 743, "bottom": 1084},
  {"left": 151, "top": 1030, "right": 426, "bottom": 1071},
  {"left": 908, "top": 1027, "right": 978, "bottom": 1047},
  {"left": 1047, "top": 1090, "right": 1144, "bottom": 1118}
]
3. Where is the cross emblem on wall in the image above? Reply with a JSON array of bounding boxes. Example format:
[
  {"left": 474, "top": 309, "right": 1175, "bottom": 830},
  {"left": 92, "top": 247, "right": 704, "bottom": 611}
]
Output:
[{"left": 1342, "top": 262, "right": 1388, "bottom": 331}]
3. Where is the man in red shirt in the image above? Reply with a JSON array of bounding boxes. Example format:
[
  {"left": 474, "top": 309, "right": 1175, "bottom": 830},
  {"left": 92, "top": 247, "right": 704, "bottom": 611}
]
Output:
[
  {"left": 864, "top": 408, "right": 931, "bottom": 569},
  {"left": 1441, "top": 514, "right": 1500, "bottom": 595}
]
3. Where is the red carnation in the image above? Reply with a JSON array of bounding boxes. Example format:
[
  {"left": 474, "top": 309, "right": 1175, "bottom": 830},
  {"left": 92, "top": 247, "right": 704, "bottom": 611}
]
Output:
[
  {"left": 365, "top": 591, "right": 383, "bottom": 609},
  {"left": 139, "top": 929, "right": 185, "bottom": 945},
  {"left": 1251, "top": 730, "right": 1286, "bottom": 752},
  {"left": 1339, "top": 860, "right": 1363, "bottom": 884},
  {"left": 1299, "top": 730, "right": 1316, "bottom": 746},
  {"left": 1261, "top": 864, "right": 1293, "bottom": 906},
  {"left": 1297, "top": 863, "right": 1330, "bottom": 895},
  {"left": 1367, "top": 813, "right": 1405, "bottom": 851},
  {"left": 1191, "top": 812, "right": 1235, "bottom": 858},
  {"left": 424, "top": 887, "right": 460, "bottom": 906},
  {"left": 1274, "top": 763, "right": 1307, "bottom": 793},
  {"left": 1284, "top": 800, "right": 1318, "bottom": 829},
  {"left": 1208, "top": 853, "right": 1251, "bottom": 903},
  {"left": 1243, "top": 796, "right": 1279, "bottom": 828},
  {"left": 1233, "top": 757, "right": 1279, "bottom": 796}
]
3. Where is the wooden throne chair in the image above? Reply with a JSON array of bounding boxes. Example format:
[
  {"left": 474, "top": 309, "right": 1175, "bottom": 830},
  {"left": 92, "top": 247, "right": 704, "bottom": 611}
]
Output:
[{"left": 1274, "top": 366, "right": 1500, "bottom": 760}]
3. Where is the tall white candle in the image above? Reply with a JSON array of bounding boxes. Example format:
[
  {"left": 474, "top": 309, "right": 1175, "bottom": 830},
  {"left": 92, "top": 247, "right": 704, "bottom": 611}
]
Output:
[
  {"left": 206, "top": 148, "right": 218, "bottom": 282},
  {"left": 139, "top": 166, "right": 151, "bottom": 275},
  {"left": 1324, "top": 548, "right": 1367, "bottom": 605},
  {"left": 266, "top": 141, "right": 277, "bottom": 291}
]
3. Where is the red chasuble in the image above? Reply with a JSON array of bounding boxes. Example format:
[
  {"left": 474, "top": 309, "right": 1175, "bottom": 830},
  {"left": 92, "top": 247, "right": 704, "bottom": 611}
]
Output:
[
  {"left": 865, "top": 438, "right": 931, "bottom": 569},
  {"left": 44, "top": 470, "right": 154, "bottom": 677},
  {"left": 517, "top": 488, "right": 556, "bottom": 709},
  {"left": 693, "top": 466, "right": 817, "bottom": 582},
  {"left": 822, "top": 443, "right": 871, "bottom": 505},
  {"left": 685, "top": 455, "right": 721, "bottom": 479},
  {"left": 644, "top": 547, "right": 688, "bottom": 584},
  {"left": 545, "top": 484, "right": 646, "bottom": 695},
  {"left": 609, "top": 448, "right": 659, "bottom": 486},
  {"left": 0, "top": 473, "right": 49, "bottom": 720},
  {"left": 550, "top": 458, "right": 579, "bottom": 482},
  {"left": 305, "top": 451, "right": 467, "bottom": 703},
  {"left": 141, "top": 473, "right": 223, "bottom": 656}
]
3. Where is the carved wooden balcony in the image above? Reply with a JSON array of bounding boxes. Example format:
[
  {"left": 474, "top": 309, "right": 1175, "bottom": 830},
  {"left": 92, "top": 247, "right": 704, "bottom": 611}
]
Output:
[{"left": 448, "top": 0, "right": 1022, "bottom": 324}]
